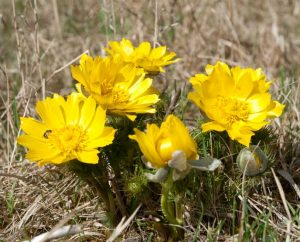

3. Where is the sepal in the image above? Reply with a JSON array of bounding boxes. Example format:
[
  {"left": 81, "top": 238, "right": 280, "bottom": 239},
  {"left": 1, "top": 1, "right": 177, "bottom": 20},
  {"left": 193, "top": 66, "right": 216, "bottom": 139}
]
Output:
[
  {"left": 187, "top": 157, "right": 222, "bottom": 171},
  {"left": 145, "top": 167, "right": 169, "bottom": 183}
]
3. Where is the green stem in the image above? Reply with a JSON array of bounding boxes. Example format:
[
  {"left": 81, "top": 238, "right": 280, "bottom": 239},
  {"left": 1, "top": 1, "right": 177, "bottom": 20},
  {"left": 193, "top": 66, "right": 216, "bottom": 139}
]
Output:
[
  {"left": 175, "top": 194, "right": 183, "bottom": 225},
  {"left": 160, "top": 174, "right": 178, "bottom": 225},
  {"left": 160, "top": 173, "right": 185, "bottom": 240}
]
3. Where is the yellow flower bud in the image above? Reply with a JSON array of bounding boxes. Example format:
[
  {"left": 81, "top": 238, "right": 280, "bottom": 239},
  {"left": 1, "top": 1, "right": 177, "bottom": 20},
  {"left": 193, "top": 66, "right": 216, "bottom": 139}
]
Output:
[{"left": 129, "top": 115, "right": 198, "bottom": 168}]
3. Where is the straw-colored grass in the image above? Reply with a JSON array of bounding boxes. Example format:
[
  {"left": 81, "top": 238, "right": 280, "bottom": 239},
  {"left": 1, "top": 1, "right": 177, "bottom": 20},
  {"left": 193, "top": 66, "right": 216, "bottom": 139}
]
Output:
[{"left": 1, "top": 0, "right": 300, "bottom": 240}]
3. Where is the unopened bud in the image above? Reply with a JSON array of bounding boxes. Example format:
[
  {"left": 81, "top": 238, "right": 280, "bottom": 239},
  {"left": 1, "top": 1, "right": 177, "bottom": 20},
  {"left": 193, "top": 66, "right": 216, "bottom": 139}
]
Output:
[{"left": 237, "top": 145, "right": 268, "bottom": 176}]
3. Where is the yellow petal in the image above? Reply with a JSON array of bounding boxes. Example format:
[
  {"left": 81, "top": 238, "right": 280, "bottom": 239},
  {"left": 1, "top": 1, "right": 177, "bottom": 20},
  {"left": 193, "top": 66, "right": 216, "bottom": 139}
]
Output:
[
  {"left": 119, "top": 106, "right": 156, "bottom": 114},
  {"left": 246, "top": 121, "right": 268, "bottom": 130},
  {"left": 80, "top": 53, "right": 93, "bottom": 65},
  {"left": 247, "top": 112, "right": 268, "bottom": 123},
  {"left": 71, "top": 65, "right": 87, "bottom": 86},
  {"left": 202, "top": 122, "right": 226, "bottom": 132},
  {"left": 64, "top": 93, "right": 81, "bottom": 125},
  {"left": 76, "top": 83, "right": 82, "bottom": 93},
  {"left": 234, "top": 71, "right": 254, "bottom": 98},
  {"left": 126, "top": 114, "right": 137, "bottom": 121},
  {"left": 267, "top": 101, "right": 285, "bottom": 118},
  {"left": 150, "top": 46, "right": 166, "bottom": 59},
  {"left": 160, "top": 115, "right": 198, "bottom": 161},
  {"left": 86, "top": 127, "right": 116, "bottom": 148},
  {"left": 26, "top": 150, "right": 60, "bottom": 163},
  {"left": 189, "top": 74, "right": 208, "bottom": 86},
  {"left": 188, "top": 92, "right": 204, "bottom": 111},
  {"left": 162, "top": 52, "right": 179, "bottom": 63},
  {"left": 79, "top": 96, "right": 97, "bottom": 128},
  {"left": 216, "top": 61, "right": 231, "bottom": 75},
  {"left": 235, "top": 134, "right": 252, "bottom": 147},
  {"left": 77, "top": 149, "right": 99, "bottom": 164},
  {"left": 202, "top": 64, "right": 235, "bottom": 98},
  {"left": 129, "top": 77, "right": 153, "bottom": 99},
  {"left": 205, "top": 64, "right": 214, "bottom": 74},
  {"left": 227, "top": 122, "right": 254, "bottom": 147},
  {"left": 120, "top": 38, "right": 134, "bottom": 55},
  {"left": 136, "top": 42, "right": 151, "bottom": 56},
  {"left": 129, "top": 126, "right": 163, "bottom": 167},
  {"left": 19, "top": 135, "right": 61, "bottom": 162},
  {"left": 87, "top": 105, "right": 107, "bottom": 139},
  {"left": 247, "top": 93, "right": 271, "bottom": 113},
  {"left": 20, "top": 117, "right": 47, "bottom": 137},
  {"left": 133, "top": 94, "right": 160, "bottom": 105},
  {"left": 17, "top": 135, "right": 50, "bottom": 149},
  {"left": 45, "top": 153, "right": 67, "bottom": 165},
  {"left": 147, "top": 123, "right": 160, "bottom": 141},
  {"left": 36, "top": 98, "right": 65, "bottom": 129}
]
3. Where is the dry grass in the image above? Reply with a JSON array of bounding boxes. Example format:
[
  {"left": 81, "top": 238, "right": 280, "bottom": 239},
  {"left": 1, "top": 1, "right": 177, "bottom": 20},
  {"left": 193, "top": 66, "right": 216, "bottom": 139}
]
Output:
[{"left": 1, "top": 0, "right": 300, "bottom": 241}]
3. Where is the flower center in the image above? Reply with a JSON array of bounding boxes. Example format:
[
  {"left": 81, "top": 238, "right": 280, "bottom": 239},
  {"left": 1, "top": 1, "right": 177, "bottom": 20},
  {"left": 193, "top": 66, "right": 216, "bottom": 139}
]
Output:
[
  {"left": 112, "top": 89, "right": 130, "bottom": 104},
  {"left": 100, "top": 80, "right": 113, "bottom": 95},
  {"left": 217, "top": 96, "right": 249, "bottom": 125},
  {"left": 46, "top": 125, "right": 87, "bottom": 158}
]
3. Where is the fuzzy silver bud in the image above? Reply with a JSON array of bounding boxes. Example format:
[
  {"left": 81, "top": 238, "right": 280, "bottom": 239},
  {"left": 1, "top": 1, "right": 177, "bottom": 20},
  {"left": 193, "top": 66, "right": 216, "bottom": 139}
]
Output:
[{"left": 237, "top": 145, "right": 268, "bottom": 176}]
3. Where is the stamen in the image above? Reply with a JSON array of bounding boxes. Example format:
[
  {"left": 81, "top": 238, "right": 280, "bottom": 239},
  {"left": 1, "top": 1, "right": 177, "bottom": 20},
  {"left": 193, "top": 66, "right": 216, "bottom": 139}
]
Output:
[
  {"left": 216, "top": 96, "right": 249, "bottom": 126},
  {"left": 47, "top": 125, "right": 87, "bottom": 158}
]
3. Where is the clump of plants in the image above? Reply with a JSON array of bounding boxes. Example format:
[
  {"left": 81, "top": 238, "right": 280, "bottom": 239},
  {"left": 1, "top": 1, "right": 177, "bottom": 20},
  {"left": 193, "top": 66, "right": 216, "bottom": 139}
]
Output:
[{"left": 17, "top": 38, "right": 284, "bottom": 240}]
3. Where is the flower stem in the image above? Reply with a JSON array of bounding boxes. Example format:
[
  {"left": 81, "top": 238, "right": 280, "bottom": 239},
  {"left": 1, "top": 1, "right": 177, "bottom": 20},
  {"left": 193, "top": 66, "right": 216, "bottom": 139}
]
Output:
[
  {"left": 175, "top": 194, "right": 183, "bottom": 225},
  {"left": 160, "top": 174, "right": 178, "bottom": 225},
  {"left": 160, "top": 173, "right": 185, "bottom": 240}
]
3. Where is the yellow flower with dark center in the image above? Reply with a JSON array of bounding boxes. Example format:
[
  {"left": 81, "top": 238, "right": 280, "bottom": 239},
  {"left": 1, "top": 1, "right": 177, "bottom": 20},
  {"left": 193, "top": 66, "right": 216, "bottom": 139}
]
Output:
[
  {"left": 188, "top": 61, "right": 285, "bottom": 147},
  {"left": 129, "top": 115, "right": 198, "bottom": 168},
  {"left": 71, "top": 54, "right": 160, "bottom": 121},
  {"left": 105, "top": 38, "right": 179, "bottom": 73},
  {"left": 17, "top": 93, "right": 116, "bottom": 166}
]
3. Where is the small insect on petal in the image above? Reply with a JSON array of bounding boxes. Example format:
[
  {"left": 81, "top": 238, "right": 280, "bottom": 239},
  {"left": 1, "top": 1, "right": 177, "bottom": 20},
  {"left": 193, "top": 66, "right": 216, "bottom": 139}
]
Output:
[{"left": 43, "top": 130, "right": 52, "bottom": 139}]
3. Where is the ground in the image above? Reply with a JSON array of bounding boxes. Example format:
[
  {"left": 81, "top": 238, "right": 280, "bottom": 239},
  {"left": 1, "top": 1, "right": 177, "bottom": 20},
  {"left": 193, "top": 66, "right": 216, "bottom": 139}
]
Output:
[{"left": 0, "top": 0, "right": 300, "bottom": 241}]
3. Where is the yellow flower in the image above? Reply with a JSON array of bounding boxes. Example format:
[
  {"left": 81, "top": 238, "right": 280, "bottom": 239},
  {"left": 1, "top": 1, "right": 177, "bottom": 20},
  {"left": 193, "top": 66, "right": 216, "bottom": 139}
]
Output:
[
  {"left": 17, "top": 93, "right": 116, "bottom": 166},
  {"left": 188, "top": 61, "right": 285, "bottom": 147},
  {"left": 105, "top": 38, "right": 179, "bottom": 73},
  {"left": 129, "top": 115, "right": 198, "bottom": 168},
  {"left": 71, "top": 54, "right": 160, "bottom": 121}
]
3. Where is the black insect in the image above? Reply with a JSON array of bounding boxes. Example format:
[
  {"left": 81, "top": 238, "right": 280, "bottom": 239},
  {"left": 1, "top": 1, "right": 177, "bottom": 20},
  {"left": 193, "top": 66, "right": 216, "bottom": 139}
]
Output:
[{"left": 43, "top": 130, "right": 52, "bottom": 139}]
